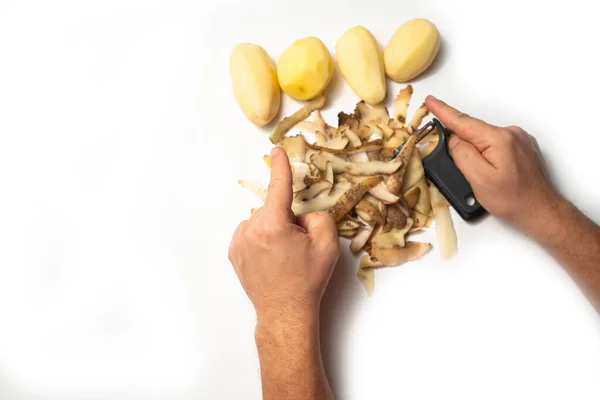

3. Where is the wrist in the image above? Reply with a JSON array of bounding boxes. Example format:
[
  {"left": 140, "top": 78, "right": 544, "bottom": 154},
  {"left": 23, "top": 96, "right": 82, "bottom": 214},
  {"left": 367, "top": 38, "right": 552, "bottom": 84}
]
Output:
[
  {"left": 516, "top": 189, "right": 568, "bottom": 241},
  {"left": 256, "top": 303, "right": 320, "bottom": 334},
  {"left": 254, "top": 293, "right": 321, "bottom": 327}
]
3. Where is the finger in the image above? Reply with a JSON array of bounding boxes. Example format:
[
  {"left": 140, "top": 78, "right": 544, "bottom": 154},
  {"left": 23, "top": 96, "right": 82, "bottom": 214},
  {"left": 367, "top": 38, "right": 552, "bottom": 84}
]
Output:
[
  {"left": 425, "top": 96, "right": 495, "bottom": 152},
  {"left": 264, "top": 146, "right": 293, "bottom": 218},
  {"left": 448, "top": 136, "right": 495, "bottom": 184},
  {"left": 296, "top": 211, "right": 337, "bottom": 240}
]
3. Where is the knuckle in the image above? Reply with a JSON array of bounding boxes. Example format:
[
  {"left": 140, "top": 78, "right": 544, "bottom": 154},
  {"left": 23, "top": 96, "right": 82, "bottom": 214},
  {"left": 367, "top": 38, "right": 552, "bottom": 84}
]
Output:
[
  {"left": 498, "top": 129, "right": 516, "bottom": 145},
  {"left": 504, "top": 125, "right": 523, "bottom": 134},
  {"left": 261, "top": 219, "right": 285, "bottom": 237},
  {"left": 503, "top": 126, "right": 531, "bottom": 144}
]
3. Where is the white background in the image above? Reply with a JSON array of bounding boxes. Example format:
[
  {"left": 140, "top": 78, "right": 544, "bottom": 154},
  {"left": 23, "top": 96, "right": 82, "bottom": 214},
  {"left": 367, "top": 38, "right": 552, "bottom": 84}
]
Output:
[{"left": 1, "top": 0, "right": 600, "bottom": 399}]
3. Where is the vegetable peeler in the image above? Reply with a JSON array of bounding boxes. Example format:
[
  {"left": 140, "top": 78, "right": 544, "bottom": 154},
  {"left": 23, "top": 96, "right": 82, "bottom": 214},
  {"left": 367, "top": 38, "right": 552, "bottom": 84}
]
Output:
[{"left": 393, "top": 118, "right": 486, "bottom": 221}]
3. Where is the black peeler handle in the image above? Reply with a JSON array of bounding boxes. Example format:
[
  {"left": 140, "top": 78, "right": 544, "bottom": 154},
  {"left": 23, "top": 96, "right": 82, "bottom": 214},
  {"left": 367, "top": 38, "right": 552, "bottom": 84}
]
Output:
[{"left": 422, "top": 119, "right": 486, "bottom": 221}]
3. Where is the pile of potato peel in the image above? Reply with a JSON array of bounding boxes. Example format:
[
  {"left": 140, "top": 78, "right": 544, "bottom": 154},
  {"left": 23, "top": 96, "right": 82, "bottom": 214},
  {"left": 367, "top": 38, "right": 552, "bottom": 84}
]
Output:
[{"left": 239, "top": 85, "right": 457, "bottom": 296}]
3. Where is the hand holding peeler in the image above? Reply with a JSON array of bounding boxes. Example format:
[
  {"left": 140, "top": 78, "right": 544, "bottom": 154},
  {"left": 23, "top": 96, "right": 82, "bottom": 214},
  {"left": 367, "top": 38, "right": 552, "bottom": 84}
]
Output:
[{"left": 393, "top": 118, "right": 486, "bottom": 221}]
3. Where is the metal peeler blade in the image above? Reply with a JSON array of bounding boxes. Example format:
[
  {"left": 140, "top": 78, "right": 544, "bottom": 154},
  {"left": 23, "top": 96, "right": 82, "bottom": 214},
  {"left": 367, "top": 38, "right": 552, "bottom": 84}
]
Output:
[
  {"left": 392, "top": 120, "right": 438, "bottom": 159},
  {"left": 390, "top": 118, "right": 486, "bottom": 221}
]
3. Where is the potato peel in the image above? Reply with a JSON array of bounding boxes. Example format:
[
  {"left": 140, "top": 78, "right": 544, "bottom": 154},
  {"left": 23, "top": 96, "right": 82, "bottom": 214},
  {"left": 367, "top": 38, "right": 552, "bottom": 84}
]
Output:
[
  {"left": 385, "top": 204, "right": 408, "bottom": 230},
  {"left": 413, "top": 179, "right": 431, "bottom": 216},
  {"left": 355, "top": 199, "right": 386, "bottom": 225},
  {"left": 357, "top": 261, "right": 376, "bottom": 296},
  {"left": 263, "top": 155, "right": 271, "bottom": 168},
  {"left": 312, "top": 110, "right": 329, "bottom": 139},
  {"left": 238, "top": 180, "right": 267, "bottom": 202},
  {"left": 337, "top": 215, "right": 364, "bottom": 231},
  {"left": 270, "top": 95, "right": 326, "bottom": 144},
  {"left": 370, "top": 241, "right": 432, "bottom": 267},
  {"left": 338, "top": 229, "right": 358, "bottom": 238},
  {"left": 294, "top": 178, "right": 332, "bottom": 202},
  {"left": 407, "top": 103, "right": 429, "bottom": 134},
  {"left": 400, "top": 151, "right": 425, "bottom": 193},
  {"left": 351, "top": 223, "right": 376, "bottom": 252},
  {"left": 356, "top": 100, "right": 389, "bottom": 128},
  {"left": 419, "top": 137, "right": 439, "bottom": 158},
  {"left": 280, "top": 135, "right": 307, "bottom": 162},
  {"left": 386, "top": 135, "right": 416, "bottom": 195},
  {"left": 328, "top": 176, "right": 381, "bottom": 222},
  {"left": 404, "top": 185, "right": 421, "bottom": 208},
  {"left": 429, "top": 184, "right": 457, "bottom": 260},
  {"left": 373, "top": 218, "right": 414, "bottom": 249},
  {"left": 306, "top": 139, "right": 383, "bottom": 154},
  {"left": 292, "top": 181, "right": 352, "bottom": 215},
  {"left": 369, "top": 182, "right": 400, "bottom": 204},
  {"left": 242, "top": 85, "right": 459, "bottom": 296},
  {"left": 319, "top": 136, "right": 349, "bottom": 150},
  {"left": 312, "top": 151, "right": 403, "bottom": 176},
  {"left": 393, "top": 84, "right": 413, "bottom": 126}
]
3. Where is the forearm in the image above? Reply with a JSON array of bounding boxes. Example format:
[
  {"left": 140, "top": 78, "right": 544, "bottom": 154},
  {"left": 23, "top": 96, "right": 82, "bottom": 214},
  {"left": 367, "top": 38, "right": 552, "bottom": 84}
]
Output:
[
  {"left": 522, "top": 192, "right": 600, "bottom": 312},
  {"left": 255, "top": 310, "right": 333, "bottom": 400}
]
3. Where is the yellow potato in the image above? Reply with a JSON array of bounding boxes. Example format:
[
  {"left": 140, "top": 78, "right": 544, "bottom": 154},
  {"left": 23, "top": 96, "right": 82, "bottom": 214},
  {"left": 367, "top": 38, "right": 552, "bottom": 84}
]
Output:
[
  {"left": 277, "top": 37, "right": 334, "bottom": 101},
  {"left": 336, "top": 26, "right": 386, "bottom": 105},
  {"left": 384, "top": 19, "right": 441, "bottom": 82},
  {"left": 230, "top": 43, "right": 281, "bottom": 126}
]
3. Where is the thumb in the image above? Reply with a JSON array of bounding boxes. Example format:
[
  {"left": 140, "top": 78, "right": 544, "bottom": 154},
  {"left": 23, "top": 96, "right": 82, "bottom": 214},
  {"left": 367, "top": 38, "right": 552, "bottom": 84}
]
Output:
[
  {"left": 296, "top": 211, "right": 337, "bottom": 240},
  {"left": 448, "top": 135, "right": 494, "bottom": 185}
]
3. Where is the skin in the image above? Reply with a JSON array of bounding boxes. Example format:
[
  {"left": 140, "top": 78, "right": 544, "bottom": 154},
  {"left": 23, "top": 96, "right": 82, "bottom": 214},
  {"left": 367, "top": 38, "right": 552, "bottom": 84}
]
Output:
[
  {"left": 229, "top": 98, "right": 600, "bottom": 399},
  {"left": 229, "top": 146, "right": 338, "bottom": 400},
  {"left": 425, "top": 96, "right": 600, "bottom": 312}
]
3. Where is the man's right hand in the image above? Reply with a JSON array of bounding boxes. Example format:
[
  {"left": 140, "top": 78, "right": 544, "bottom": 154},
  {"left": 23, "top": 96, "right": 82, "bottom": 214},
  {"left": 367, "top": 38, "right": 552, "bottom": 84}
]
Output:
[
  {"left": 426, "top": 96, "right": 600, "bottom": 313},
  {"left": 425, "top": 96, "right": 561, "bottom": 232}
]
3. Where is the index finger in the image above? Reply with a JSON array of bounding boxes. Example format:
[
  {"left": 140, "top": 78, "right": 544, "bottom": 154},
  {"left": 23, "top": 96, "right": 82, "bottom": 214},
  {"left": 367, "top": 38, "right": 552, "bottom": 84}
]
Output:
[
  {"left": 264, "top": 146, "right": 294, "bottom": 218},
  {"left": 425, "top": 96, "right": 495, "bottom": 152}
]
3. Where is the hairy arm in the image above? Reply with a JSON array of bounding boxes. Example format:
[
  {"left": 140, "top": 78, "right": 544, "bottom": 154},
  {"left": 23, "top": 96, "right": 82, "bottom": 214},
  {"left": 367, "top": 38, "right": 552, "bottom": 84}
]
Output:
[
  {"left": 524, "top": 193, "right": 600, "bottom": 311},
  {"left": 255, "top": 312, "right": 333, "bottom": 400},
  {"left": 426, "top": 96, "right": 600, "bottom": 313},
  {"left": 229, "top": 147, "right": 337, "bottom": 399}
]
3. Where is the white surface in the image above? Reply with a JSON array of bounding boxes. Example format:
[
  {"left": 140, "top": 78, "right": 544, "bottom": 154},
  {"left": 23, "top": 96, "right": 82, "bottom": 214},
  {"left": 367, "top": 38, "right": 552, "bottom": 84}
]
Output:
[{"left": 1, "top": 0, "right": 600, "bottom": 399}]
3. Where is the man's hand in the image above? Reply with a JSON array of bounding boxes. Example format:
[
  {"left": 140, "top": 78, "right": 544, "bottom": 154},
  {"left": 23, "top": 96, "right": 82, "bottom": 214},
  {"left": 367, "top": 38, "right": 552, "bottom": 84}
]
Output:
[
  {"left": 426, "top": 96, "right": 600, "bottom": 314},
  {"left": 425, "top": 96, "right": 559, "bottom": 232},
  {"left": 229, "top": 146, "right": 337, "bottom": 400},
  {"left": 229, "top": 146, "right": 339, "bottom": 319}
]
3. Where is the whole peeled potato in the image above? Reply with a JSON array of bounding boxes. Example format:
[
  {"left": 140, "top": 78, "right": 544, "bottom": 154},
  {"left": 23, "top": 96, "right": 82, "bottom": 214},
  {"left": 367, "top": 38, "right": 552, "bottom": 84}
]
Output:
[
  {"left": 277, "top": 37, "right": 334, "bottom": 101},
  {"left": 336, "top": 26, "right": 386, "bottom": 105},
  {"left": 230, "top": 43, "right": 281, "bottom": 126},
  {"left": 384, "top": 19, "right": 441, "bottom": 82}
]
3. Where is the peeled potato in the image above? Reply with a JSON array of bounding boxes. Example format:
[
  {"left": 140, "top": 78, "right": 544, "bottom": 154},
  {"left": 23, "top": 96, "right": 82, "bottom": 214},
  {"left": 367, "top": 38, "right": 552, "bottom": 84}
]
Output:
[
  {"left": 277, "top": 37, "right": 334, "bottom": 101},
  {"left": 384, "top": 19, "right": 441, "bottom": 82},
  {"left": 230, "top": 43, "right": 281, "bottom": 126},
  {"left": 336, "top": 26, "right": 386, "bottom": 105}
]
